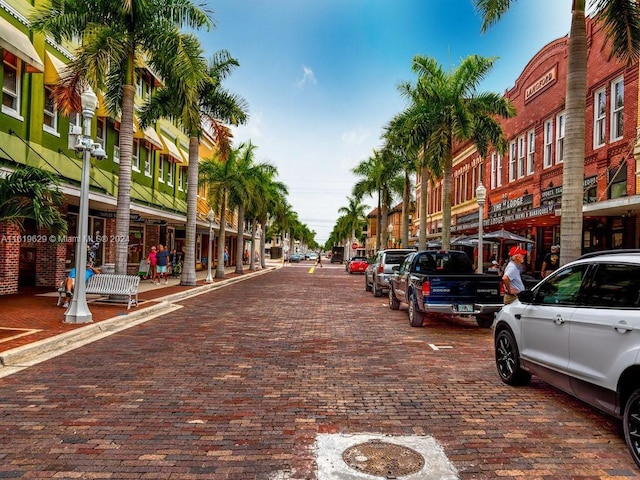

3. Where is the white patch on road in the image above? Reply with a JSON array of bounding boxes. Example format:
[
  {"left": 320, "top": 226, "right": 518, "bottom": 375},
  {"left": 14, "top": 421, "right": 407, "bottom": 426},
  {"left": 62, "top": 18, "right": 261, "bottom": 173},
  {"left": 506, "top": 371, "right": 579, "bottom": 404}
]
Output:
[
  {"left": 316, "top": 433, "right": 459, "bottom": 479},
  {"left": 429, "top": 344, "right": 453, "bottom": 351}
]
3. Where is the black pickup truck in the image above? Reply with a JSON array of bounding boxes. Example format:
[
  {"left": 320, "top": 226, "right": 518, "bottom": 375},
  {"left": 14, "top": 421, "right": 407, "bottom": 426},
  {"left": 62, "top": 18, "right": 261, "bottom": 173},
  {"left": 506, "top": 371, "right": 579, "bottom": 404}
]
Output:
[{"left": 388, "top": 250, "right": 504, "bottom": 328}]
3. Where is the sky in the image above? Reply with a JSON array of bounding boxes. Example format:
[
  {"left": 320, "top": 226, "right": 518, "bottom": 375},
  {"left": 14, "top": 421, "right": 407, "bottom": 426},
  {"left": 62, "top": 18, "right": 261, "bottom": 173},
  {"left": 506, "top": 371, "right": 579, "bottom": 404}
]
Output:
[{"left": 199, "top": 0, "right": 573, "bottom": 244}]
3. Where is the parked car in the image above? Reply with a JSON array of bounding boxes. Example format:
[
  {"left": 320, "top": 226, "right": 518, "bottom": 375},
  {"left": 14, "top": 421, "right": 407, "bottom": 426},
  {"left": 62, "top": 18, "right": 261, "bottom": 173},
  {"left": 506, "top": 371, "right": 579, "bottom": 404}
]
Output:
[
  {"left": 289, "top": 253, "right": 302, "bottom": 263},
  {"left": 366, "top": 248, "right": 414, "bottom": 297},
  {"left": 308, "top": 252, "right": 318, "bottom": 262},
  {"left": 388, "top": 250, "right": 503, "bottom": 327},
  {"left": 347, "top": 256, "right": 368, "bottom": 274},
  {"left": 493, "top": 249, "right": 640, "bottom": 468}
]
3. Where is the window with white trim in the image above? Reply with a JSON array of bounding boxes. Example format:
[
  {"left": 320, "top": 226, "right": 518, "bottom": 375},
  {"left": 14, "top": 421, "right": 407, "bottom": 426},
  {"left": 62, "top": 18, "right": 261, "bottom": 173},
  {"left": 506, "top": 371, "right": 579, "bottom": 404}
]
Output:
[
  {"left": 594, "top": 88, "right": 606, "bottom": 148},
  {"left": 132, "top": 139, "right": 140, "bottom": 171},
  {"left": 517, "top": 135, "right": 525, "bottom": 178},
  {"left": 496, "top": 153, "right": 502, "bottom": 187},
  {"left": 527, "top": 129, "right": 535, "bottom": 175},
  {"left": 611, "top": 77, "right": 624, "bottom": 141},
  {"left": 178, "top": 166, "right": 184, "bottom": 191},
  {"left": 490, "top": 152, "right": 497, "bottom": 189},
  {"left": 158, "top": 154, "right": 165, "bottom": 183},
  {"left": 556, "top": 112, "right": 565, "bottom": 163},
  {"left": 43, "top": 85, "right": 58, "bottom": 134},
  {"left": 144, "top": 145, "right": 152, "bottom": 177},
  {"left": 2, "top": 52, "right": 20, "bottom": 116},
  {"left": 96, "top": 117, "right": 106, "bottom": 148},
  {"left": 167, "top": 160, "right": 173, "bottom": 186},
  {"left": 543, "top": 118, "right": 553, "bottom": 168},
  {"left": 113, "top": 129, "right": 120, "bottom": 163},
  {"left": 509, "top": 140, "right": 517, "bottom": 182}
]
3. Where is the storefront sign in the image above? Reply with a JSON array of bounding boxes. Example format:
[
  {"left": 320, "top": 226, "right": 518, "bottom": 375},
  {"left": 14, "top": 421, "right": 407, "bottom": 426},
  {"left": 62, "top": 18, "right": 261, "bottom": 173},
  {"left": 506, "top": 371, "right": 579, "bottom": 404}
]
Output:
[
  {"left": 541, "top": 176, "right": 597, "bottom": 200},
  {"left": 525, "top": 66, "right": 557, "bottom": 102},
  {"left": 490, "top": 194, "right": 533, "bottom": 216}
]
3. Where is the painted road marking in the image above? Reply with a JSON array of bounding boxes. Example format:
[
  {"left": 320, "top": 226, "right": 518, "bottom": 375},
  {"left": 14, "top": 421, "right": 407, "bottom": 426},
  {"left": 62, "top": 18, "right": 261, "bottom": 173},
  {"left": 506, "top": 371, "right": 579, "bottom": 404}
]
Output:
[{"left": 429, "top": 344, "right": 453, "bottom": 351}]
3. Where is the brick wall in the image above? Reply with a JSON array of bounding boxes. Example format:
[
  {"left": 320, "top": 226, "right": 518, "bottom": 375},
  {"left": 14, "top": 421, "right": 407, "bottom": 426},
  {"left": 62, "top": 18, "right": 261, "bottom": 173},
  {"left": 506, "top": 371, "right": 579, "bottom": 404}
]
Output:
[{"left": 0, "top": 222, "right": 20, "bottom": 295}]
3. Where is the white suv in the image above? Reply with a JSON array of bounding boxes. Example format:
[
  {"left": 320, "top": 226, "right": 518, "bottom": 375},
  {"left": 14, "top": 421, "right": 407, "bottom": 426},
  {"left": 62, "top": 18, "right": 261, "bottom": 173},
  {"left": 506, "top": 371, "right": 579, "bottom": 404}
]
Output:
[{"left": 494, "top": 249, "right": 640, "bottom": 469}]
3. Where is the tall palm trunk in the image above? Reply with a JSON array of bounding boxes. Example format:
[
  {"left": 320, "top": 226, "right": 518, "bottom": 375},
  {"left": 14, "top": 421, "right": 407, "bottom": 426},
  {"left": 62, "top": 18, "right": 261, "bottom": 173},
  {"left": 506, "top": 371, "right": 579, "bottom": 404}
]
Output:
[
  {"left": 115, "top": 84, "right": 135, "bottom": 275},
  {"left": 376, "top": 192, "right": 382, "bottom": 250},
  {"left": 250, "top": 218, "right": 258, "bottom": 270},
  {"left": 216, "top": 193, "right": 227, "bottom": 279},
  {"left": 441, "top": 139, "right": 454, "bottom": 251},
  {"left": 401, "top": 169, "right": 410, "bottom": 248},
  {"left": 181, "top": 136, "right": 199, "bottom": 285},
  {"left": 235, "top": 205, "right": 245, "bottom": 274},
  {"left": 419, "top": 164, "right": 428, "bottom": 251},
  {"left": 560, "top": 1, "right": 587, "bottom": 265}
]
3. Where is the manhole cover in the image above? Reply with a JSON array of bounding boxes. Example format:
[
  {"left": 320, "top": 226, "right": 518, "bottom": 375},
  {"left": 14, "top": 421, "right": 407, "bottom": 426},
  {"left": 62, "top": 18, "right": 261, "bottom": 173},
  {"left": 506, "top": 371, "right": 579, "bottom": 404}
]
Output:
[{"left": 343, "top": 439, "right": 425, "bottom": 478}]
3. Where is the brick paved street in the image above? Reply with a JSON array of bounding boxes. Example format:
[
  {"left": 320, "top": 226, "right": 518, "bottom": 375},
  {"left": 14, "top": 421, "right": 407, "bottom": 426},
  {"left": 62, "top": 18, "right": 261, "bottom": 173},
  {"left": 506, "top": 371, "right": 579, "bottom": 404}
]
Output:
[{"left": 0, "top": 264, "right": 636, "bottom": 479}]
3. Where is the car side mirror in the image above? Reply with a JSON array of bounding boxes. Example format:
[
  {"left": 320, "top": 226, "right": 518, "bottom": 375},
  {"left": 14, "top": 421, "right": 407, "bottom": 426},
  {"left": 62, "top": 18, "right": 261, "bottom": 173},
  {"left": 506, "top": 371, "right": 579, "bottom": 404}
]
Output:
[{"left": 517, "top": 290, "right": 534, "bottom": 304}]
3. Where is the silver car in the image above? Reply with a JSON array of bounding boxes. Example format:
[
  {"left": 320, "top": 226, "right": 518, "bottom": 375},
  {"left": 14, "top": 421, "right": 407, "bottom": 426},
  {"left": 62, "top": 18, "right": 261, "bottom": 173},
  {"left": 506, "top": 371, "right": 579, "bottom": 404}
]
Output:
[
  {"left": 494, "top": 249, "right": 640, "bottom": 468},
  {"left": 365, "top": 249, "right": 414, "bottom": 297}
]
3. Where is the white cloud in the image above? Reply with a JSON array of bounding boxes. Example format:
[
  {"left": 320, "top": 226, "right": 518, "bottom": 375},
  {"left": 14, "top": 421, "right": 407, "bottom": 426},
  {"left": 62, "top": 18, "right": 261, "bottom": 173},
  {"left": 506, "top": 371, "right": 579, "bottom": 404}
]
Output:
[
  {"left": 341, "top": 129, "right": 368, "bottom": 147},
  {"left": 296, "top": 65, "right": 317, "bottom": 88},
  {"left": 232, "top": 111, "right": 263, "bottom": 141}
]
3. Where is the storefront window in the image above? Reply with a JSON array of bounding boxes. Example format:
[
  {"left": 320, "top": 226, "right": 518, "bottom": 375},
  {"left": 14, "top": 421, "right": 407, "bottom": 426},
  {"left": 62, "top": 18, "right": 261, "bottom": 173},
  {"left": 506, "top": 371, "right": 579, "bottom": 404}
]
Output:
[
  {"left": 128, "top": 226, "right": 145, "bottom": 265},
  {"left": 609, "top": 166, "right": 627, "bottom": 199}
]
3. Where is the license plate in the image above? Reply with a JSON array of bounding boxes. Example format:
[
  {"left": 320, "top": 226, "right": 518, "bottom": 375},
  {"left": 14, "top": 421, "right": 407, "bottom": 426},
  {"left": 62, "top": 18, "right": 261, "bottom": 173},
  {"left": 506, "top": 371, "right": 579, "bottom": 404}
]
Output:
[{"left": 456, "top": 304, "right": 473, "bottom": 313}]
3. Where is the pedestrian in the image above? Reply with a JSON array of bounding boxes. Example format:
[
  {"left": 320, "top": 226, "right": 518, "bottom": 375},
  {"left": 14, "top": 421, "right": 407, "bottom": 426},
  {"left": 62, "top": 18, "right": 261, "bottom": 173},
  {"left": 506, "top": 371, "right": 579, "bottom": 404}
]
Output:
[
  {"left": 155, "top": 244, "right": 169, "bottom": 285},
  {"left": 146, "top": 246, "right": 158, "bottom": 284},
  {"left": 502, "top": 246, "right": 527, "bottom": 305},
  {"left": 316, "top": 250, "right": 323, "bottom": 268},
  {"left": 169, "top": 248, "right": 179, "bottom": 277},
  {"left": 224, "top": 246, "right": 229, "bottom": 267},
  {"left": 487, "top": 260, "right": 500, "bottom": 275},
  {"left": 62, "top": 263, "right": 101, "bottom": 308},
  {"left": 540, "top": 244, "right": 560, "bottom": 278},
  {"left": 244, "top": 249, "right": 249, "bottom": 264}
]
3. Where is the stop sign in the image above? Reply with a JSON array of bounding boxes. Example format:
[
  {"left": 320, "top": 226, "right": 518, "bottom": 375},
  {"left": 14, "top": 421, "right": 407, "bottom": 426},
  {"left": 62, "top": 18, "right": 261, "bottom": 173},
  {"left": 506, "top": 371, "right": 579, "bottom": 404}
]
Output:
[{"left": 351, "top": 242, "right": 359, "bottom": 250}]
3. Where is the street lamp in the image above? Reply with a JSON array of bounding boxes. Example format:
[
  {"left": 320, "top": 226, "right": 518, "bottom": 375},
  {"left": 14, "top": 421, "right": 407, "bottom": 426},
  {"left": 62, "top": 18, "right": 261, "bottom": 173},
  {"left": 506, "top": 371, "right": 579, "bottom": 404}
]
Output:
[
  {"left": 387, "top": 222, "right": 394, "bottom": 248},
  {"left": 476, "top": 182, "right": 487, "bottom": 274},
  {"left": 205, "top": 208, "right": 214, "bottom": 283},
  {"left": 65, "top": 86, "right": 106, "bottom": 323}
]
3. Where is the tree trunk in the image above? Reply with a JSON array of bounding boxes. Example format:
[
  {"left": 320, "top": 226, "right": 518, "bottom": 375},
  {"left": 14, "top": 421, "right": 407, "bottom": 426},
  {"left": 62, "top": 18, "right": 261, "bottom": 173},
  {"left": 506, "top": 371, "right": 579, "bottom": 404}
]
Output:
[
  {"left": 216, "top": 194, "right": 227, "bottom": 279},
  {"left": 419, "top": 164, "right": 428, "bottom": 251},
  {"left": 114, "top": 84, "right": 135, "bottom": 275},
  {"left": 180, "top": 136, "right": 199, "bottom": 285},
  {"left": 560, "top": 1, "right": 587, "bottom": 265},
  {"left": 441, "top": 142, "right": 453, "bottom": 251},
  {"left": 376, "top": 192, "right": 382, "bottom": 250},
  {"left": 401, "top": 169, "right": 410, "bottom": 248},
  {"left": 250, "top": 218, "right": 258, "bottom": 270},
  {"left": 235, "top": 205, "right": 245, "bottom": 274}
]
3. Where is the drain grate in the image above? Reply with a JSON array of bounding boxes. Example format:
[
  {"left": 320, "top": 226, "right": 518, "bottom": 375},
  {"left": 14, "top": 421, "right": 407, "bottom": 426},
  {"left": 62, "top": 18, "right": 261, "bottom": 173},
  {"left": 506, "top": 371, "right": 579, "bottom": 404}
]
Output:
[{"left": 342, "top": 439, "right": 425, "bottom": 478}]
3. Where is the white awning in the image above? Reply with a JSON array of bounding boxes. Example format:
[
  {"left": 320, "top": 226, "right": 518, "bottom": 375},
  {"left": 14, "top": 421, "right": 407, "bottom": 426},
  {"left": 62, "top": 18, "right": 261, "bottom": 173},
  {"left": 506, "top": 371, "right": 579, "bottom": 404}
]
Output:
[
  {"left": 0, "top": 16, "right": 44, "bottom": 72},
  {"left": 160, "top": 134, "right": 186, "bottom": 164},
  {"left": 143, "top": 127, "right": 163, "bottom": 150}
]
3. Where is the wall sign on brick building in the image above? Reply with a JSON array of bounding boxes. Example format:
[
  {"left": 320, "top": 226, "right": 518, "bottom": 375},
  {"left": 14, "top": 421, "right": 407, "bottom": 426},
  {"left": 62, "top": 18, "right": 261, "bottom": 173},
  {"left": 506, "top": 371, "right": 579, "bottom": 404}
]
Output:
[{"left": 525, "top": 66, "right": 557, "bottom": 102}]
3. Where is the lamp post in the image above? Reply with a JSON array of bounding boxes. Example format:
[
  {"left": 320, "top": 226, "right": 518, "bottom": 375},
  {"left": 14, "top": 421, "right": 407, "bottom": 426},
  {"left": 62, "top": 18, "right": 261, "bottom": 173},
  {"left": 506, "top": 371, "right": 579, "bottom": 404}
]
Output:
[
  {"left": 65, "top": 87, "right": 104, "bottom": 323},
  {"left": 476, "top": 182, "right": 487, "bottom": 274},
  {"left": 387, "top": 223, "right": 394, "bottom": 248},
  {"left": 205, "top": 208, "right": 214, "bottom": 283}
]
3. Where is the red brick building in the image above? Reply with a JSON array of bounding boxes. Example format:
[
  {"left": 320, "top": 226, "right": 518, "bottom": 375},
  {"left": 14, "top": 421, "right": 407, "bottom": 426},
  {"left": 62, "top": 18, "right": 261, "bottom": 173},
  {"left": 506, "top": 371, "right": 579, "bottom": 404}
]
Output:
[{"left": 416, "top": 15, "right": 640, "bottom": 274}]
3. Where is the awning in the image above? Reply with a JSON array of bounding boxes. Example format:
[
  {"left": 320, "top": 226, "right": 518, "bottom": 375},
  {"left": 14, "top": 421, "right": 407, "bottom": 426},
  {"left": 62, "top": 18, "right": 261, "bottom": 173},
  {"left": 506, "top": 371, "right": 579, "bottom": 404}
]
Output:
[
  {"left": 143, "top": 127, "right": 163, "bottom": 150},
  {"left": 160, "top": 134, "right": 186, "bottom": 164},
  {"left": 44, "top": 51, "right": 67, "bottom": 84},
  {"left": 179, "top": 147, "right": 189, "bottom": 165},
  {"left": 0, "top": 16, "right": 44, "bottom": 73}
]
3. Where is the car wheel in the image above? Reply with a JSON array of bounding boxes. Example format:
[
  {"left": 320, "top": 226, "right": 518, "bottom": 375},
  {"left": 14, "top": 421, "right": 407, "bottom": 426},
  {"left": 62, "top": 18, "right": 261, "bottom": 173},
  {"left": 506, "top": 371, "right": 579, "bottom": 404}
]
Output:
[
  {"left": 373, "top": 281, "right": 382, "bottom": 297},
  {"left": 365, "top": 276, "right": 372, "bottom": 292},
  {"left": 494, "top": 329, "right": 531, "bottom": 386},
  {"left": 624, "top": 388, "right": 640, "bottom": 469},
  {"left": 476, "top": 313, "right": 495, "bottom": 328},
  {"left": 408, "top": 292, "right": 424, "bottom": 327},
  {"left": 389, "top": 286, "right": 400, "bottom": 310}
]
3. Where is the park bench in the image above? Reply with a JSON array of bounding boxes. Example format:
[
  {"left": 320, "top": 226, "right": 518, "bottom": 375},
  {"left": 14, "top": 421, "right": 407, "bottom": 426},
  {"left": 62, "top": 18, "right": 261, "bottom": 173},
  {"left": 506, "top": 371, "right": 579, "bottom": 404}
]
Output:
[{"left": 57, "top": 274, "right": 141, "bottom": 310}]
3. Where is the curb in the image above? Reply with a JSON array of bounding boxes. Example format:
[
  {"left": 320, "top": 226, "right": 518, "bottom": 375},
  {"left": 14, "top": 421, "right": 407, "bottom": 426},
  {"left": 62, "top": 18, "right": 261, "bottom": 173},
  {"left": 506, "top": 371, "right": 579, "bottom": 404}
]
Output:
[{"left": 0, "top": 266, "right": 279, "bottom": 376}]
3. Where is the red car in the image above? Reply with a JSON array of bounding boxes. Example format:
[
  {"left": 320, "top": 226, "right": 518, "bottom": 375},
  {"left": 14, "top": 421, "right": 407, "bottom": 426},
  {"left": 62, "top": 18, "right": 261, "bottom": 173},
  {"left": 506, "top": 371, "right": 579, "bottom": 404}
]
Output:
[{"left": 347, "top": 256, "right": 369, "bottom": 274}]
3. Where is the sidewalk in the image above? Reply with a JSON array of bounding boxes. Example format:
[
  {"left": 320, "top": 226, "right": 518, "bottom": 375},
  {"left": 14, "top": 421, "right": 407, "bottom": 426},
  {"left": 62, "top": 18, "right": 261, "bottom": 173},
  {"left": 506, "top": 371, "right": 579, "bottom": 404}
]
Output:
[{"left": 0, "top": 262, "right": 279, "bottom": 358}]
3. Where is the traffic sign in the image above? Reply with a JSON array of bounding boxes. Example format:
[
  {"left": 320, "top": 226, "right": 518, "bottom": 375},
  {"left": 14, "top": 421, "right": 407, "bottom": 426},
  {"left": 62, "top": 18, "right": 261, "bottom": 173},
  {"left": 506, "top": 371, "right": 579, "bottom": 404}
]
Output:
[{"left": 351, "top": 242, "right": 359, "bottom": 250}]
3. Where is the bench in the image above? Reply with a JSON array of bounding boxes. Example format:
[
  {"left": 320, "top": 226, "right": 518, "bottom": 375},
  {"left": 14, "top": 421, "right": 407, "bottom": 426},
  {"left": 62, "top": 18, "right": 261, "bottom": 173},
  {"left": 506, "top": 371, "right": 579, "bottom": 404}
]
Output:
[{"left": 57, "top": 274, "right": 141, "bottom": 309}]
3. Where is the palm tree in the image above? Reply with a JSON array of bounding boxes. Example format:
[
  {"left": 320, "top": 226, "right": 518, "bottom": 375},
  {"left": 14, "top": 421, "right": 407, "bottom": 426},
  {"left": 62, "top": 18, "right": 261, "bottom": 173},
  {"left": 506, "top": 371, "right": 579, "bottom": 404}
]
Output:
[
  {"left": 338, "top": 195, "right": 369, "bottom": 258},
  {"left": 0, "top": 167, "right": 67, "bottom": 237},
  {"left": 31, "top": 0, "right": 211, "bottom": 275},
  {"left": 139, "top": 50, "right": 248, "bottom": 284},
  {"left": 397, "top": 54, "right": 515, "bottom": 251},
  {"left": 353, "top": 150, "right": 404, "bottom": 250},
  {"left": 256, "top": 175, "right": 288, "bottom": 269},
  {"left": 474, "top": 0, "right": 640, "bottom": 264}
]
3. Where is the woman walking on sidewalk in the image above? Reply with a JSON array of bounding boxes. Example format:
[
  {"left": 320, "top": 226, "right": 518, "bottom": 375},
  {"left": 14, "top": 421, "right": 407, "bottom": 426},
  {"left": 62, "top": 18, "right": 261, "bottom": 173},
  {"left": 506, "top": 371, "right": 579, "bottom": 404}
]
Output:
[
  {"left": 146, "top": 246, "right": 158, "bottom": 284},
  {"left": 155, "top": 244, "right": 169, "bottom": 285}
]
